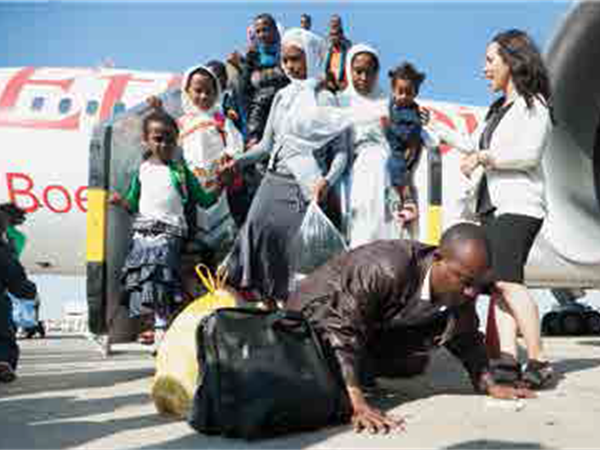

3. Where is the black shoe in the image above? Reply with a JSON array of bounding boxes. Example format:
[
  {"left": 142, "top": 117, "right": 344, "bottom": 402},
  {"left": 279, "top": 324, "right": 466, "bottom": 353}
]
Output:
[
  {"left": 522, "top": 360, "right": 554, "bottom": 389},
  {"left": 0, "top": 362, "right": 16, "bottom": 383}
]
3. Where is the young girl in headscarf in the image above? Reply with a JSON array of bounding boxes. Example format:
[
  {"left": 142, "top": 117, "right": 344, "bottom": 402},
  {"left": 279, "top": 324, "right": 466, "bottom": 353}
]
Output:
[
  {"left": 111, "top": 102, "right": 218, "bottom": 349},
  {"left": 178, "top": 64, "right": 244, "bottom": 261},
  {"left": 223, "top": 28, "right": 351, "bottom": 304}
]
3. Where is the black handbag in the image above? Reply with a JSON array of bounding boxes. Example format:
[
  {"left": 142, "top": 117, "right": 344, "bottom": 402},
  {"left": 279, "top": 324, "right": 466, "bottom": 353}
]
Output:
[{"left": 188, "top": 307, "right": 350, "bottom": 440}]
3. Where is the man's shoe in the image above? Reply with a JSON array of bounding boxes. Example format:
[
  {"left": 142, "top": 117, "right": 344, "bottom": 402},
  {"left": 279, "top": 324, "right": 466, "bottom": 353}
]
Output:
[{"left": 0, "top": 362, "right": 17, "bottom": 383}]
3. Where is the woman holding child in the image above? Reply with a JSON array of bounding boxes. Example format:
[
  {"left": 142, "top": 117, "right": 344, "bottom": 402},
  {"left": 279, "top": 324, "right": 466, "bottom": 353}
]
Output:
[
  {"left": 223, "top": 28, "right": 351, "bottom": 305},
  {"left": 338, "top": 44, "right": 421, "bottom": 248}
]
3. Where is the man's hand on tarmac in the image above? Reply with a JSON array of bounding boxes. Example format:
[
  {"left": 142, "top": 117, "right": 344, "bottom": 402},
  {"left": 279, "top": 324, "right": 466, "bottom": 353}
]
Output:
[
  {"left": 348, "top": 386, "right": 406, "bottom": 434},
  {"left": 351, "top": 400, "right": 405, "bottom": 434},
  {"left": 487, "top": 383, "right": 536, "bottom": 400}
]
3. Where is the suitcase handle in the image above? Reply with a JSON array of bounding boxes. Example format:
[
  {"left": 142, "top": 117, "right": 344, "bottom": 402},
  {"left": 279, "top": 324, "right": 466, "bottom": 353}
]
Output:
[
  {"left": 211, "top": 307, "right": 310, "bottom": 334},
  {"left": 268, "top": 310, "right": 309, "bottom": 334}
]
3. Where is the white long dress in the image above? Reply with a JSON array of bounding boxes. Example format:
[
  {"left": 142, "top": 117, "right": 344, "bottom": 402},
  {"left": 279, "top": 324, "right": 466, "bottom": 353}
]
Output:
[
  {"left": 348, "top": 119, "right": 398, "bottom": 247},
  {"left": 337, "top": 44, "right": 399, "bottom": 248}
]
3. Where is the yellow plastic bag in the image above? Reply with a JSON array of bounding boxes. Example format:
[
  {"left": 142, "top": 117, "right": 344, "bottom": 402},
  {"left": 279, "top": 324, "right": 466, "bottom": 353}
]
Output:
[{"left": 151, "top": 265, "right": 238, "bottom": 418}]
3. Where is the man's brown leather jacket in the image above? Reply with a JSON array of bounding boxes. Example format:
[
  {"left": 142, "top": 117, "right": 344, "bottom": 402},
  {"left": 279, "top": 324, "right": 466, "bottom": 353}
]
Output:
[{"left": 287, "top": 239, "right": 491, "bottom": 392}]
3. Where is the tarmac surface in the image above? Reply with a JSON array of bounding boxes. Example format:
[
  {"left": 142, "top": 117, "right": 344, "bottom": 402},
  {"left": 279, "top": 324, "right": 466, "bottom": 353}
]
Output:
[{"left": 1, "top": 333, "right": 599, "bottom": 449}]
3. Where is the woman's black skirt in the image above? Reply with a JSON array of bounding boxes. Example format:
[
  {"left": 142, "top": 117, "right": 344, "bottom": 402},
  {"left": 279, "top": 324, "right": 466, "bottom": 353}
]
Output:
[
  {"left": 481, "top": 212, "right": 543, "bottom": 284},
  {"left": 226, "top": 172, "right": 308, "bottom": 301}
]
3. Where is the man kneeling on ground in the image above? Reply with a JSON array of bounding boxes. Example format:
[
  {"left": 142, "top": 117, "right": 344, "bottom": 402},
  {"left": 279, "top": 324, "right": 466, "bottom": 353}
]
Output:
[{"left": 287, "top": 222, "right": 533, "bottom": 434}]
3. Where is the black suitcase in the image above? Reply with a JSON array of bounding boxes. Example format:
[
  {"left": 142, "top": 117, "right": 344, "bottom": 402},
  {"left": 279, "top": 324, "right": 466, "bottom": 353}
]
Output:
[{"left": 188, "top": 307, "right": 350, "bottom": 440}]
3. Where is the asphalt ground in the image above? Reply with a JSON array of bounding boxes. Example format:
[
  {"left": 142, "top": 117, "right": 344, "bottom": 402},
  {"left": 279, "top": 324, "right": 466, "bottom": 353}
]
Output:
[{"left": 1, "top": 334, "right": 599, "bottom": 449}]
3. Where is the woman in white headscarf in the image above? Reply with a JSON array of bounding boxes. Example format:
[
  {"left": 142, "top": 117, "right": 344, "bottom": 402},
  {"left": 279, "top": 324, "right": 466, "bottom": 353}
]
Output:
[
  {"left": 223, "top": 28, "right": 351, "bottom": 303},
  {"left": 178, "top": 64, "right": 244, "bottom": 259},
  {"left": 338, "top": 44, "right": 401, "bottom": 248}
]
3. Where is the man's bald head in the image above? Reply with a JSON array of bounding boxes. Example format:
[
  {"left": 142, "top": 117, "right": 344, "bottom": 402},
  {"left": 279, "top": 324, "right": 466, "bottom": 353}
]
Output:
[
  {"left": 439, "top": 222, "right": 491, "bottom": 270},
  {"left": 431, "top": 222, "right": 494, "bottom": 302}
]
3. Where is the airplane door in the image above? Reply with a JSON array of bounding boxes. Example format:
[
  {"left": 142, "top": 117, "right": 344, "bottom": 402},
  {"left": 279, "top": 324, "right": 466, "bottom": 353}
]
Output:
[{"left": 87, "top": 90, "right": 183, "bottom": 343}]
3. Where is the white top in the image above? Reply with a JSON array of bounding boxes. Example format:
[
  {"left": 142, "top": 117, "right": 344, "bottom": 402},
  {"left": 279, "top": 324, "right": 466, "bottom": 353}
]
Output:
[
  {"left": 419, "top": 265, "right": 432, "bottom": 301},
  {"left": 137, "top": 161, "right": 186, "bottom": 229},
  {"left": 235, "top": 85, "right": 350, "bottom": 201},
  {"left": 179, "top": 64, "right": 244, "bottom": 195},
  {"left": 180, "top": 110, "right": 243, "bottom": 194},
  {"left": 236, "top": 30, "right": 351, "bottom": 201},
  {"left": 179, "top": 111, "right": 240, "bottom": 245},
  {"left": 432, "top": 94, "right": 551, "bottom": 219}
]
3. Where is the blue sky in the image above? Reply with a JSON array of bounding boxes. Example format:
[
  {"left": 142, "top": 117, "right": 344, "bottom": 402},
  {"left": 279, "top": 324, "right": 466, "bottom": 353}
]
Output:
[
  {"left": 0, "top": 1, "right": 579, "bottom": 318},
  {"left": 1, "top": 1, "right": 570, "bottom": 107}
]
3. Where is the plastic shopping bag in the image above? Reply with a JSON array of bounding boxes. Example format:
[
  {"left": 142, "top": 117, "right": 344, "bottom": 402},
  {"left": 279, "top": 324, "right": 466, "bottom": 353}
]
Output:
[
  {"left": 152, "top": 265, "right": 240, "bottom": 419},
  {"left": 290, "top": 201, "right": 348, "bottom": 279},
  {"left": 10, "top": 294, "right": 37, "bottom": 329}
]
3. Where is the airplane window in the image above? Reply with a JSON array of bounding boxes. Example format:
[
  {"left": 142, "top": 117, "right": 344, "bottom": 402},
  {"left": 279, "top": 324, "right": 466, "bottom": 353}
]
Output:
[
  {"left": 59, "top": 98, "right": 72, "bottom": 114},
  {"left": 112, "top": 102, "right": 126, "bottom": 117},
  {"left": 86, "top": 100, "right": 99, "bottom": 115},
  {"left": 31, "top": 97, "right": 44, "bottom": 111}
]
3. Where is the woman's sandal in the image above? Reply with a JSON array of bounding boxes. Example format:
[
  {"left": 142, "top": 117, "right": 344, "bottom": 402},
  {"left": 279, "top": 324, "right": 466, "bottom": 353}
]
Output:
[
  {"left": 490, "top": 357, "right": 522, "bottom": 386},
  {"left": 522, "top": 360, "right": 555, "bottom": 389}
]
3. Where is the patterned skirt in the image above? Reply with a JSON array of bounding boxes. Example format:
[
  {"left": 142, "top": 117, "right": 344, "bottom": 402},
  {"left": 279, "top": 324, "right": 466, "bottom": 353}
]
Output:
[{"left": 121, "top": 219, "right": 184, "bottom": 319}]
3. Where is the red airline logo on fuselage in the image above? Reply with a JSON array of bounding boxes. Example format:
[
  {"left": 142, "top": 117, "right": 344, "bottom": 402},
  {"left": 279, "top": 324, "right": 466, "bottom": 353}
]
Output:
[
  {"left": 1, "top": 68, "right": 182, "bottom": 213},
  {"left": 0, "top": 67, "right": 181, "bottom": 130}
]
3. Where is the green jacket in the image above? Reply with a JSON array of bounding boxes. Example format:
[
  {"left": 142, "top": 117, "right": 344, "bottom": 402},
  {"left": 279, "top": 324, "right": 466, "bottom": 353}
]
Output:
[
  {"left": 6, "top": 225, "right": 26, "bottom": 258},
  {"left": 123, "top": 160, "right": 217, "bottom": 214}
]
